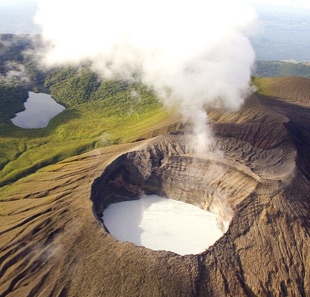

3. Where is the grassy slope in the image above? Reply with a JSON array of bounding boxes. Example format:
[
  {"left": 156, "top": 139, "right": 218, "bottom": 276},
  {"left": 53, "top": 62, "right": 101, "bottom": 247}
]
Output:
[
  {"left": 0, "top": 83, "right": 173, "bottom": 187},
  {"left": 253, "top": 77, "right": 273, "bottom": 95}
]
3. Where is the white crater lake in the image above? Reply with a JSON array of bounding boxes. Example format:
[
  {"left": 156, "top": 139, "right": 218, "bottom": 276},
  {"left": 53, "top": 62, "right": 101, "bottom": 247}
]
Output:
[
  {"left": 103, "top": 195, "right": 224, "bottom": 255},
  {"left": 11, "top": 92, "right": 65, "bottom": 128}
]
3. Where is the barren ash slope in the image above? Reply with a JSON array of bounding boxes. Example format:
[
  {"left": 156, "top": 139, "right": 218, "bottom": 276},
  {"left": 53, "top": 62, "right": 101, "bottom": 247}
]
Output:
[{"left": 1, "top": 77, "right": 310, "bottom": 297}]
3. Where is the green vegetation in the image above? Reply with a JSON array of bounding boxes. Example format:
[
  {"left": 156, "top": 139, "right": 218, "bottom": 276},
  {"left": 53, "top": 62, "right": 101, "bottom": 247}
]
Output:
[
  {"left": 254, "top": 60, "right": 310, "bottom": 78},
  {"left": 252, "top": 77, "right": 272, "bottom": 95},
  {"left": 45, "top": 67, "right": 117, "bottom": 106},
  {"left": 0, "top": 46, "right": 169, "bottom": 187}
]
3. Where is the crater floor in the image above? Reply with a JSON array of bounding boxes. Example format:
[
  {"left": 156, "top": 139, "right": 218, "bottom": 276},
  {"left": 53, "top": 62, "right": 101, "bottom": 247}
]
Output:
[{"left": 103, "top": 195, "right": 224, "bottom": 255}]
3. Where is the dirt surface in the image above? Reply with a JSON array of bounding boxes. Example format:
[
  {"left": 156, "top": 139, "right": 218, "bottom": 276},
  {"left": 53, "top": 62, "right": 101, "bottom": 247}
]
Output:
[
  {"left": 260, "top": 76, "right": 310, "bottom": 105},
  {"left": 1, "top": 90, "right": 310, "bottom": 297}
]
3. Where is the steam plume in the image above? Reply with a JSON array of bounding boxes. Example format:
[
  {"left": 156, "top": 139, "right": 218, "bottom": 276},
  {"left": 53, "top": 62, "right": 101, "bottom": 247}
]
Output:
[{"left": 34, "top": 0, "right": 258, "bottom": 152}]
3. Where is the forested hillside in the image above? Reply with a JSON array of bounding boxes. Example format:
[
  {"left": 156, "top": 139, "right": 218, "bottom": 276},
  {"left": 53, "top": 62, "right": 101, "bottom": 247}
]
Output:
[{"left": 44, "top": 67, "right": 160, "bottom": 116}]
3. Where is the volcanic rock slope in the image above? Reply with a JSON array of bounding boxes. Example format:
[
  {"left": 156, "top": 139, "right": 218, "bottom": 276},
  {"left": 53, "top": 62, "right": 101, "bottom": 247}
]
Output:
[{"left": 1, "top": 78, "right": 310, "bottom": 297}]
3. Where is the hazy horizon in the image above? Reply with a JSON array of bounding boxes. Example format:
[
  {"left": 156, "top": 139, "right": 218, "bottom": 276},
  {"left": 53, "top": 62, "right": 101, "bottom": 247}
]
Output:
[{"left": 0, "top": 1, "right": 309, "bottom": 61}]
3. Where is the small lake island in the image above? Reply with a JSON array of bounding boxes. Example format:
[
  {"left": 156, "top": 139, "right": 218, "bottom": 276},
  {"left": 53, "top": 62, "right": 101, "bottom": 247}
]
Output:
[{"left": 11, "top": 92, "right": 65, "bottom": 129}]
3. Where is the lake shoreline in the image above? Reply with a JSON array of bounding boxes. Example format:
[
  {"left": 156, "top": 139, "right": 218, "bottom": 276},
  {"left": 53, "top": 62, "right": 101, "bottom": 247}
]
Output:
[{"left": 11, "top": 91, "right": 65, "bottom": 129}]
